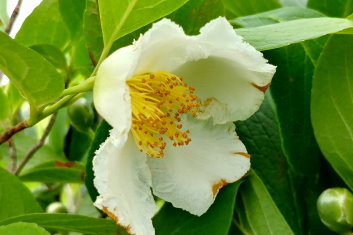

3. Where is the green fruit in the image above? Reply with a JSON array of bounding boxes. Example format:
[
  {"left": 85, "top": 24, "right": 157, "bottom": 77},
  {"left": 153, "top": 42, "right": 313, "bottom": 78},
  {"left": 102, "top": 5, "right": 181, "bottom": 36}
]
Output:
[
  {"left": 68, "top": 98, "right": 94, "bottom": 133},
  {"left": 317, "top": 187, "right": 353, "bottom": 233},
  {"left": 46, "top": 202, "right": 68, "bottom": 213}
]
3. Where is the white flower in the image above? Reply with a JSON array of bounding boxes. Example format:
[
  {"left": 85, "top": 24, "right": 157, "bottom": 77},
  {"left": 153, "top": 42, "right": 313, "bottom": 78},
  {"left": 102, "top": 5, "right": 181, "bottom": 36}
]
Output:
[{"left": 93, "top": 17, "right": 276, "bottom": 235}]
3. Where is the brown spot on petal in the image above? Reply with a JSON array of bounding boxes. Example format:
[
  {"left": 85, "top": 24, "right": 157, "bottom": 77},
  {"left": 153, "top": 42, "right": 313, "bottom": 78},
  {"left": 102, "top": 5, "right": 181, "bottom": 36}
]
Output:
[
  {"left": 102, "top": 207, "right": 134, "bottom": 235},
  {"left": 234, "top": 152, "right": 251, "bottom": 158},
  {"left": 212, "top": 179, "right": 229, "bottom": 196},
  {"left": 252, "top": 82, "right": 271, "bottom": 93}
]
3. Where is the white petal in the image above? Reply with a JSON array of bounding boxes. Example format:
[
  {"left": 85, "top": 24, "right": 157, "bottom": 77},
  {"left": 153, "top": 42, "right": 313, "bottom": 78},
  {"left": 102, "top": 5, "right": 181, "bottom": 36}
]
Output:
[
  {"left": 93, "top": 46, "right": 140, "bottom": 138},
  {"left": 131, "top": 17, "right": 275, "bottom": 123},
  {"left": 93, "top": 133, "right": 155, "bottom": 235},
  {"left": 147, "top": 117, "right": 250, "bottom": 216}
]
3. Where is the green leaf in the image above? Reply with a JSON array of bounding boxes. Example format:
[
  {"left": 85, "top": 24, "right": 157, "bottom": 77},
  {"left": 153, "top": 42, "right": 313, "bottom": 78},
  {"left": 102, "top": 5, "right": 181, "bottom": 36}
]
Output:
[
  {"left": 85, "top": 121, "right": 111, "bottom": 202},
  {"left": 223, "top": 0, "right": 281, "bottom": 18},
  {"left": 0, "top": 133, "right": 66, "bottom": 171},
  {"left": 19, "top": 161, "right": 85, "bottom": 183},
  {"left": 65, "top": 128, "right": 92, "bottom": 161},
  {"left": 235, "top": 171, "right": 295, "bottom": 234},
  {"left": 0, "top": 222, "right": 49, "bottom": 235},
  {"left": 99, "top": 0, "right": 189, "bottom": 46},
  {"left": 0, "top": 32, "right": 64, "bottom": 107},
  {"left": 0, "top": 167, "right": 42, "bottom": 221},
  {"left": 236, "top": 94, "right": 303, "bottom": 234},
  {"left": 70, "top": 37, "right": 95, "bottom": 77},
  {"left": 5, "top": 82, "right": 24, "bottom": 116},
  {"left": 58, "top": 0, "right": 86, "bottom": 38},
  {"left": 232, "top": 7, "right": 324, "bottom": 28},
  {"left": 168, "top": 0, "right": 225, "bottom": 35},
  {"left": 30, "top": 44, "right": 68, "bottom": 72},
  {"left": 311, "top": 34, "right": 353, "bottom": 190},
  {"left": 48, "top": 109, "right": 70, "bottom": 154},
  {"left": 0, "top": 213, "right": 127, "bottom": 235},
  {"left": 236, "top": 17, "right": 353, "bottom": 51},
  {"left": 0, "top": 88, "right": 10, "bottom": 121},
  {"left": 15, "top": 0, "right": 70, "bottom": 50},
  {"left": 153, "top": 181, "right": 242, "bottom": 235},
  {"left": 83, "top": 0, "right": 103, "bottom": 64},
  {"left": 279, "top": 0, "right": 307, "bottom": 7},
  {"left": 307, "top": 0, "right": 353, "bottom": 17},
  {"left": 266, "top": 43, "right": 322, "bottom": 175}
]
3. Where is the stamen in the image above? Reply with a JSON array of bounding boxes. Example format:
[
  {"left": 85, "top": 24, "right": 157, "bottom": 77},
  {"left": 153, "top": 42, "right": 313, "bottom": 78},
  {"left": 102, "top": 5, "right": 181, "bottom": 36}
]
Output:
[{"left": 127, "top": 71, "right": 199, "bottom": 157}]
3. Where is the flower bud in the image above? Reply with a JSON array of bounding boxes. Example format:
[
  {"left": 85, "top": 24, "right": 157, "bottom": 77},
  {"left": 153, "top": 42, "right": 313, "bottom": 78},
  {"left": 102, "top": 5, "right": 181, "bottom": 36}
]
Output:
[
  {"left": 46, "top": 202, "right": 68, "bottom": 213},
  {"left": 68, "top": 98, "right": 94, "bottom": 133},
  {"left": 317, "top": 187, "right": 353, "bottom": 233}
]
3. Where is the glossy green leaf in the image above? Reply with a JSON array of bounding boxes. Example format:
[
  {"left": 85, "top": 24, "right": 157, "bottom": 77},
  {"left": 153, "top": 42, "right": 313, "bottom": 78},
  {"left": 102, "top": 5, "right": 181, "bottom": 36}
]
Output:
[
  {"left": 307, "top": 0, "right": 353, "bottom": 17},
  {"left": 153, "top": 181, "right": 242, "bottom": 235},
  {"left": 58, "top": 0, "right": 86, "bottom": 38},
  {"left": 30, "top": 44, "right": 68, "bottom": 72},
  {"left": 70, "top": 36, "right": 95, "bottom": 77},
  {"left": 236, "top": 94, "right": 302, "bottom": 234},
  {"left": 83, "top": 0, "right": 103, "bottom": 64},
  {"left": 279, "top": 0, "right": 307, "bottom": 7},
  {"left": 0, "top": 213, "right": 127, "bottom": 235},
  {"left": 0, "top": 88, "right": 10, "bottom": 121},
  {"left": 0, "top": 133, "right": 66, "bottom": 171},
  {"left": 168, "top": 0, "right": 225, "bottom": 35},
  {"left": 5, "top": 82, "right": 24, "bottom": 116},
  {"left": 0, "top": 32, "right": 64, "bottom": 107},
  {"left": 85, "top": 121, "right": 111, "bottom": 202},
  {"left": 311, "top": 34, "right": 353, "bottom": 190},
  {"left": 266, "top": 43, "right": 322, "bottom": 175},
  {"left": 0, "top": 222, "right": 49, "bottom": 235},
  {"left": 99, "top": 0, "right": 189, "bottom": 46},
  {"left": 15, "top": 0, "right": 70, "bottom": 50},
  {"left": 48, "top": 109, "right": 70, "bottom": 154},
  {"left": 236, "top": 17, "right": 353, "bottom": 51},
  {"left": 19, "top": 161, "right": 85, "bottom": 183},
  {"left": 65, "top": 128, "right": 92, "bottom": 161},
  {"left": 264, "top": 36, "right": 330, "bottom": 233},
  {"left": 0, "top": 167, "right": 42, "bottom": 221},
  {"left": 232, "top": 7, "right": 323, "bottom": 28},
  {"left": 223, "top": 0, "right": 281, "bottom": 17},
  {"left": 235, "top": 171, "right": 295, "bottom": 234}
]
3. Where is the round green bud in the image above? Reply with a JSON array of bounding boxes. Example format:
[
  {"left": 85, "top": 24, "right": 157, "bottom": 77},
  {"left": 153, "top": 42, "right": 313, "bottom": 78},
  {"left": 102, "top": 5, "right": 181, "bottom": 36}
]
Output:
[
  {"left": 67, "top": 98, "right": 94, "bottom": 133},
  {"left": 46, "top": 202, "right": 68, "bottom": 213},
  {"left": 317, "top": 187, "right": 353, "bottom": 233}
]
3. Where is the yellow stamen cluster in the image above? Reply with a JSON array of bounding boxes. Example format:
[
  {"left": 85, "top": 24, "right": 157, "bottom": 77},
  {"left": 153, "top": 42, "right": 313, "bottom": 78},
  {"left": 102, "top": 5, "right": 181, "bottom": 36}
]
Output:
[{"left": 127, "top": 71, "right": 199, "bottom": 158}]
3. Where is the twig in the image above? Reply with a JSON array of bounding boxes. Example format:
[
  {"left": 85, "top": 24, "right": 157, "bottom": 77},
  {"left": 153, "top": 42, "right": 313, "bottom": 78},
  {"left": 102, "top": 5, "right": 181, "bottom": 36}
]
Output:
[
  {"left": 8, "top": 139, "right": 17, "bottom": 173},
  {"left": 14, "top": 113, "right": 57, "bottom": 175},
  {"left": 0, "top": 121, "right": 28, "bottom": 145},
  {"left": 5, "top": 0, "right": 23, "bottom": 34}
]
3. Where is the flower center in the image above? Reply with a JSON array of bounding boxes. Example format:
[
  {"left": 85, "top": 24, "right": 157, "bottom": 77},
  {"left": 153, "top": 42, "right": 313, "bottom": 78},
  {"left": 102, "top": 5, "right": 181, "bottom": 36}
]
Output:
[{"left": 127, "top": 71, "right": 200, "bottom": 158}]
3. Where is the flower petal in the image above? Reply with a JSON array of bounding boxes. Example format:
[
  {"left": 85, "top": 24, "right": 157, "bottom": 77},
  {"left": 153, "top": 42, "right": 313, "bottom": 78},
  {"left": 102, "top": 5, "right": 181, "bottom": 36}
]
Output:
[
  {"left": 93, "top": 133, "right": 155, "bottom": 235},
  {"left": 93, "top": 46, "right": 140, "bottom": 139},
  {"left": 147, "top": 117, "right": 250, "bottom": 216},
  {"left": 132, "top": 17, "right": 275, "bottom": 124}
]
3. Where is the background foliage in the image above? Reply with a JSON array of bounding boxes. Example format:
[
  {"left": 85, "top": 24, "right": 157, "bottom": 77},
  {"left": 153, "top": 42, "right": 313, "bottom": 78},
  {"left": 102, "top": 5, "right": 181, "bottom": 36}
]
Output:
[{"left": 1, "top": 0, "right": 353, "bottom": 234}]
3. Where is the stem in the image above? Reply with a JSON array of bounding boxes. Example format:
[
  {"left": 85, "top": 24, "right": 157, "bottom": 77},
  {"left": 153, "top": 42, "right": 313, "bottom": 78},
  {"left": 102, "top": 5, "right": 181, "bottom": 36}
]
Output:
[
  {"left": 0, "top": 121, "right": 28, "bottom": 145},
  {"left": 14, "top": 113, "right": 57, "bottom": 175},
  {"left": 61, "top": 76, "right": 95, "bottom": 96},
  {"left": 39, "top": 95, "right": 75, "bottom": 120},
  {"left": 5, "top": 0, "right": 23, "bottom": 34}
]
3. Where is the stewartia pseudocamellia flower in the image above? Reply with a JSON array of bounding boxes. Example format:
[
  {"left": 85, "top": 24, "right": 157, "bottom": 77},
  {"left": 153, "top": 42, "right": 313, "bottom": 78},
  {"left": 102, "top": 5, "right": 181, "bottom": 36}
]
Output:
[{"left": 93, "top": 17, "right": 276, "bottom": 235}]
